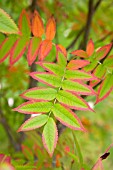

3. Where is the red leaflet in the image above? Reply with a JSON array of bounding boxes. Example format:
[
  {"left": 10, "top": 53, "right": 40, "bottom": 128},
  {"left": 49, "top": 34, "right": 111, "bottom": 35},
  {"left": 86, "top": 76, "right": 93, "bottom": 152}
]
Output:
[
  {"left": 0, "top": 154, "right": 11, "bottom": 163},
  {"left": 46, "top": 16, "right": 56, "bottom": 40},
  {"left": 38, "top": 40, "right": 52, "bottom": 61},
  {"left": 71, "top": 50, "right": 88, "bottom": 58},
  {"left": 27, "top": 37, "right": 41, "bottom": 65},
  {"left": 86, "top": 39, "right": 94, "bottom": 56},
  {"left": 96, "top": 43, "right": 112, "bottom": 60},
  {"left": 56, "top": 44, "right": 67, "bottom": 57},
  {"left": 18, "top": 9, "right": 31, "bottom": 36},
  {"left": 67, "top": 60, "right": 90, "bottom": 70},
  {"left": 32, "top": 10, "right": 44, "bottom": 37}
]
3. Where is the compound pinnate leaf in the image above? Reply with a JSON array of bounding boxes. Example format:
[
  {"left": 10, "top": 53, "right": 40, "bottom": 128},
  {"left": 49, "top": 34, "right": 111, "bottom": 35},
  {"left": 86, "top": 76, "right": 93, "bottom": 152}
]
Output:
[
  {"left": 37, "top": 62, "right": 65, "bottom": 77},
  {"left": 96, "top": 74, "right": 113, "bottom": 104},
  {"left": 18, "top": 9, "right": 31, "bottom": 36},
  {"left": 65, "top": 70, "right": 97, "bottom": 81},
  {"left": 67, "top": 60, "right": 89, "bottom": 70},
  {"left": 62, "top": 79, "right": 95, "bottom": 95},
  {"left": 42, "top": 117, "right": 58, "bottom": 157},
  {"left": 13, "top": 101, "right": 53, "bottom": 114},
  {"left": 56, "top": 44, "right": 67, "bottom": 57},
  {"left": 71, "top": 50, "right": 88, "bottom": 58},
  {"left": 86, "top": 39, "right": 94, "bottom": 56},
  {"left": 21, "top": 87, "right": 57, "bottom": 101},
  {"left": 56, "top": 90, "right": 90, "bottom": 111},
  {"left": 0, "top": 36, "right": 17, "bottom": 63},
  {"left": 18, "top": 114, "right": 48, "bottom": 132},
  {"left": 52, "top": 103, "right": 85, "bottom": 131},
  {"left": 10, "top": 37, "right": 29, "bottom": 65},
  {"left": 0, "top": 8, "right": 19, "bottom": 34},
  {"left": 46, "top": 16, "right": 56, "bottom": 40},
  {"left": 38, "top": 40, "right": 52, "bottom": 61},
  {"left": 30, "top": 72, "right": 61, "bottom": 87},
  {"left": 27, "top": 37, "right": 41, "bottom": 65},
  {"left": 32, "top": 10, "right": 44, "bottom": 37}
]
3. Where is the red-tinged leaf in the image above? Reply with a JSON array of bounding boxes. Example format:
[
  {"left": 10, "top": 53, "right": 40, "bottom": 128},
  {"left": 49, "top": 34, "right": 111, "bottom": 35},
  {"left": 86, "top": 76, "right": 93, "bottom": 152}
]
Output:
[
  {"left": 67, "top": 60, "right": 90, "bottom": 70},
  {"left": 21, "top": 87, "right": 57, "bottom": 101},
  {"left": 0, "top": 36, "right": 17, "bottom": 63},
  {"left": 65, "top": 70, "right": 97, "bottom": 81},
  {"left": 18, "top": 114, "right": 48, "bottom": 132},
  {"left": 27, "top": 37, "right": 41, "bottom": 65},
  {"left": 10, "top": 37, "right": 29, "bottom": 65},
  {"left": 56, "top": 44, "right": 67, "bottom": 57},
  {"left": 30, "top": 72, "right": 61, "bottom": 88},
  {"left": 95, "top": 43, "right": 112, "bottom": 60},
  {"left": 46, "top": 16, "right": 56, "bottom": 40},
  {"left": 86, "top": 39, "right": 94, "bottom": 56},
  {"left": 13, "top": 101, "right": 53, "bottom": 114},
  {"left": 0, "top": 163, "right": 15, "bottom": 170},
  {"left": 96, "top": 74, "right": 113, "bottom": 104},
  {"left": 71, "top": 50, "right": 88, "bottom": 58},
  {"left": 21, "top": 144, "right": 34, "bottom": 160},
  {"left": 0, "top": 8, "right": 19, "bottom": 34},
  {"left": 18, "top": 9, "right": 31, "bottom": 36},
  {"left": 0, "top": 154, "right": 11, "bottom": 163},
  {"left": 38, "top": 40, "right": 52, "bottom": 61},
  {"left": 42, "top": 117, "right": 58, "bottom": 157},
  {"left": 52, "top": 103, "right": 85, "bottom": 131},
  {"left": 32, "top": 10, "right": 44, "bottom": 37},
  {"left": 56, "top": 47, "right": 67, "bottom": 67}
]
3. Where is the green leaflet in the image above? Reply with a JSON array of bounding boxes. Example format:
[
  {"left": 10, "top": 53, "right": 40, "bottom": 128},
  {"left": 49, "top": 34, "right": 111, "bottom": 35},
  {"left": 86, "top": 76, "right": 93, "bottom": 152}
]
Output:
[
  {"left": 30, "top": 37, "right": 41, "bottom": 56},
  {"left": 15, "top": 101, "right": 53, "bottom": 114},
  {"left": 98, "top": 74, "right": 113, "bottom": 100},
  {"left": 56, "top": 90, "right": 88, "bottom": 110},
  {"left": 0, "top": 33, "right": 5, "bottom": 44},
  {"left": 15, "top": 165, "right": 35, "bottom": 170},
  {"left": 94, "top": 64, "right": 106, "bottom": 78},
  {"left": 42, "top": 117, "right": 58, "bottom": 157},
  {"left": 65, "top": 70, "right": 93, "bottom": 80},
  {"left": 22, "top": 88, "right": 57, "bottom": 100},
  {"left": 52, "top": 103, "right": 81, "bottom": 129},
  {"left": 0, "top": 36, "right": 17, "bottom": 61},
  {"left": 62, "top": 80, "right": 92, "bottom": 94},
  {"left": 43, "top": 63, "right": 65, "bottom": 77},
  {"left": 0, "top": 8, "right": 19, "bottom": 34},
  {"left": 18, "top": 114, "right": 48, "bottom": 131},
  {"left": 57, "top": 52, "right": 67, "bottom": 68},
  {"left": 33, "top": 73, "right": 62, "bottom": 87},
  {"left": 104, "top": 56, "right": 113, "bottom": 67},
  {"left": 84, "top": 60, "right": 97, "bottom": 72}
]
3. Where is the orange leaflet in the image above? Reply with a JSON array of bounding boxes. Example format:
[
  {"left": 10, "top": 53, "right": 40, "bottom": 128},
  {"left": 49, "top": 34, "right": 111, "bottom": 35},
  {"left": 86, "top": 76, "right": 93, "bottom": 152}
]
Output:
[
  {"left": 46, "top": 16, "right": 56, "bottom": 40},
  {"left": 32, "top": 10, "right": 44, "bottom": 37},
  {"left": 56, "top": 44, "right": 67, "bottom": 57},
  {"left": 38, "top": 40, "right": 52, "bottom": 61},
  {"left": 71, "top": 50, "right": 88, "bottom": 58},
  {"left": 67, "top": 60, "right": 90, "bottom": 70},
  {"left": 86, "top": 39, "right": 94, "bottom": 56}
]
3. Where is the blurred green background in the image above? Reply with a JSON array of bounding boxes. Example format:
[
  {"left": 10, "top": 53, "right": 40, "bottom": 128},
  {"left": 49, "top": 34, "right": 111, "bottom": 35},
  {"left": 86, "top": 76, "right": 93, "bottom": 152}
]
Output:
[{"left": 0, "top": 0, "right": 113, "bottom": 169}]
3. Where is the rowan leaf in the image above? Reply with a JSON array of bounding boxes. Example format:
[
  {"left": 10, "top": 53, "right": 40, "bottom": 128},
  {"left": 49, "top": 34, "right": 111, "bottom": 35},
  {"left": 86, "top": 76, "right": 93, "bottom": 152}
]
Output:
[
  {"left": 71, "top": 50, "right": 88, "bottom": 58},
  {"left": 56, "top": 90, "right": 91, "bottom": 111},
  {"left": 13, "top": 101, "right": 53, "bottom": 114},
  {"left": 38, "top": 40, "right": 52, "bottom": 61},
  {"left": 62, "top": 80, "right": 95, "bottom": 95},
  {"left": 18, "top": 9, "right": 31, "bottom": 36},
  {"left": 52, "top": 103, "right": 85, "bottom": 131},
  {"left": 65, "top": 70, "right": 97, "bottom": 81},
  {"left": 32, "top": 10, "right": 44, "bottom": 37},
  {"left": 56, "top": 46, "right": 67, "bottom": 67},
  {"left": 10, "top": 37, "right": 29, "bottom": 65},
  {"left": 103, "top": 55, "right": 113, "bottom": 67},
  {"left": 84, "top": 60, "right": 97, "bottom": 72},
  {"left": 37, "top": 62, "right": 65, "bottom": 77},
  {"left": 21, "top": 87, "right": 57, "bottom": 101},
  {"left": 95, "top": 43, "right": 112, "bottom": 60},
  {"left": 86, "top": 39, "right": 94, "bottom": 56},
  {"left": 27, "top": 37, "right": 41, "bottom": 65},
  {"left": 46, "top": 16, "right": 56, "bottom": 40},
  {"left": 56, "top": 44, "right": 67, "bottom": 57},
  {"left": 67, "top": 60, "right": 89, "bottom": 70},
  {"left": 96, "top": 74, "right": 113, "bottom": 104},
  {"left": 0, "top": 36, "right": 17, "bottom": 63},
  {"left": 42, "top": 117, "right": 58, "bottom": 157},
  {"left": 30, "top": 72, "right": 61, "bottom": 87},
  {"left": 0, "top": 8, "right": 19, "bottom": 34},
  {"left": 18, "top": 114, "right": 48, "bottom": 132}
]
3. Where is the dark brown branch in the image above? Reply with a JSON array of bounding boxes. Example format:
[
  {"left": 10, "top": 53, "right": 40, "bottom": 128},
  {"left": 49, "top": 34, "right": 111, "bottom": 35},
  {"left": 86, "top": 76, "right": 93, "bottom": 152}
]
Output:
[{"left": 94, "top": 0, "right": 103, "bottom": 11}]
